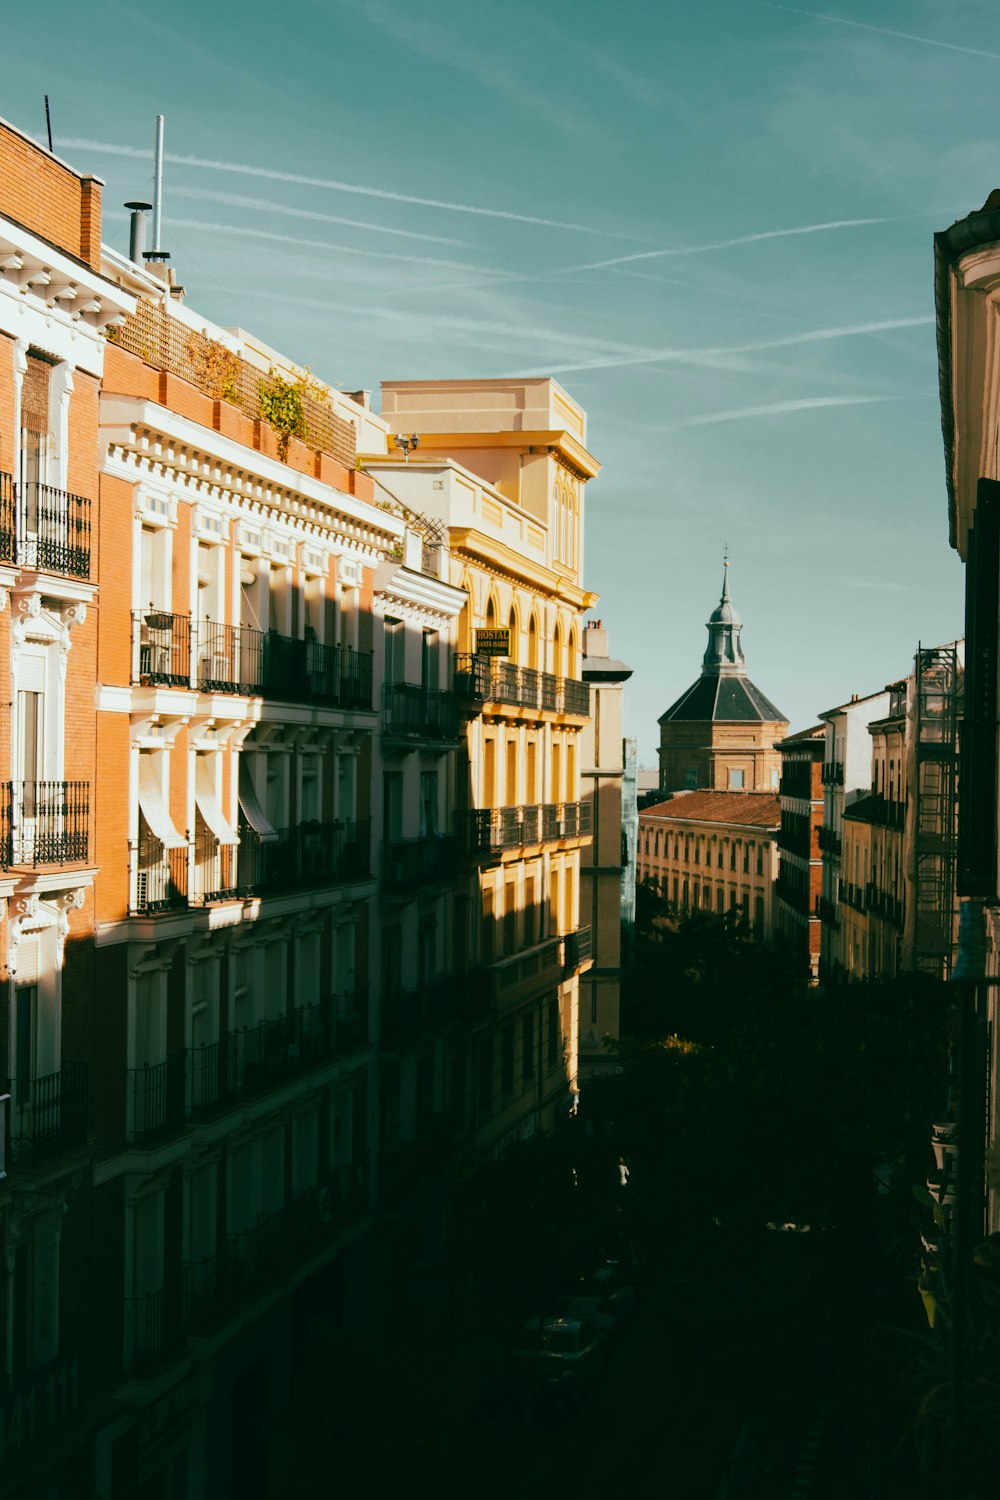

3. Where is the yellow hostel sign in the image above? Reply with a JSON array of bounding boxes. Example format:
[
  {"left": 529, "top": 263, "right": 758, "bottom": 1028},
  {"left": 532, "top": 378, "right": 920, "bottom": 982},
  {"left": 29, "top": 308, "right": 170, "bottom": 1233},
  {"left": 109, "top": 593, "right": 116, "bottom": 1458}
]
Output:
[{"left": 475, "top": 628, "right": 511, "bottom": 658}]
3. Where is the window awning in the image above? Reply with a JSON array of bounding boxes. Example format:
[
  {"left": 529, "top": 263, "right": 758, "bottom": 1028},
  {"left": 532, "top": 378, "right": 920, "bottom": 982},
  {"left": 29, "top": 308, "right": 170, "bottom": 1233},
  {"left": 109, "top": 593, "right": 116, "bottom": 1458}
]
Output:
[
  {"left": 138, "top": 756, "right": 187, "bottom": 849},
  {"left": 195, "top": 757, "right": 239, "bottom": 846},
  {"left": 238, "top": 759, "right": 278, "bottom": 843}
]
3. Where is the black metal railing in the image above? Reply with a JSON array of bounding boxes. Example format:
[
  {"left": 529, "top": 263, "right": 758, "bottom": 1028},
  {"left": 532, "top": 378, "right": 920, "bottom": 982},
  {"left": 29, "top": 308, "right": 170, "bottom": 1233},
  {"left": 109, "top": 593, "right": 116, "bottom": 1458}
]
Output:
[
  {"left": 3, "top": 781, "right": 90, "bottom": 866},
  {"left": 126, "top": 1055, "right": 187, "bottom": 1144},
  {"left": 841, "top": 880, "right": 867, "bottom": 913},
  {"left": 133, "top": 831, "right": 189, "bottom": 913},
  {"left": 187, "top": 993, "right": 367, "bottom": 1116},
  {"left": 0, "top": 471, "right": 16, "bottom": 563},
  {"left": 133, "top": 608, "right": 192, "bottom": 686},
  {"left": 9, "top": 1061, "right": 89, "bottom": 1164},
  {"left": 461, "top": 802, "right": 591, "bottom": 857},
  {"left": 818, "top": 896, "right": 841, "bottom": 927},
  {"left": 869, "top": 793, "right": 906, "bottom": 830},
  {"left": 866, "top": 882, "right": 904, "bottom": 928},
  {"left": 16, "top": 481, "right": 91, "bottom": 579},
  {"left": 818, "top": 825, "right": 842, "bottom": 856},
  {"left": 821, "top": 761, "right": 844, "bottom": 786},
  {"left": 779, "top": 765, "right": 815, "bottom": 800},
  {"left": 382, "top": 834, "right": 460, "bottom": 892},
  {"left": 382, "top": 683, "right": 459, "bottom": 742},
  {"left": 190, "top": 828, "right": 238, "bottom": 904},
  {"left": 453, "top": 656, "right": 591, "bottom": 717},
  {"left": 237, "top": 818, "right": 370, "bottom": 894},
  {"left": 563, "top": 926, "right": 593, "bottom": 972},
  {"left": 196, "top": 620, "right": 373, "bottom": 707}
]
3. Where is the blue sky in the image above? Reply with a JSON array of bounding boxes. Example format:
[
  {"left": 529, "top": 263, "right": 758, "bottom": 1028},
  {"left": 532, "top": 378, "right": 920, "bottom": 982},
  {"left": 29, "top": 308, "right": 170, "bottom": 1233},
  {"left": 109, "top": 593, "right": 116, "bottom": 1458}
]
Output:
[{"left": 6, "top": 0, "right": 989, "bottom": 759}]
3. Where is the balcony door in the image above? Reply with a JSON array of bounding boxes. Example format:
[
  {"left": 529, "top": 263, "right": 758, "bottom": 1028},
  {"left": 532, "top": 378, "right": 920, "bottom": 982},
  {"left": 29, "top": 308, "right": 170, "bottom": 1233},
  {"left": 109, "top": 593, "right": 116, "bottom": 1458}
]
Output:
[
  {"left": 14, "top": 643, "right": 60, "bottom": 863},
  {"left": 18, "top": 354, "right": 53, "bottom": 566}
]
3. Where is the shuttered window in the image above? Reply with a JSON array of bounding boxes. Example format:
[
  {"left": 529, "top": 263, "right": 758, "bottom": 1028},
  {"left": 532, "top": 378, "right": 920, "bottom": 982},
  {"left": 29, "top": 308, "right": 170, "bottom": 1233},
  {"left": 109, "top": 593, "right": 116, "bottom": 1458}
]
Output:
[{"left": 21, "top": 356, "right": 51, "bottom": 435}]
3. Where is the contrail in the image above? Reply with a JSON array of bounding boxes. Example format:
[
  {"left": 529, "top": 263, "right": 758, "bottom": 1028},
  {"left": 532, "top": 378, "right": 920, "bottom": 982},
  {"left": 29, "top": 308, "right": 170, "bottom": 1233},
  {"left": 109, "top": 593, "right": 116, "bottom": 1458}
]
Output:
[
  {"left": 558, "top": 217, "right": 899, "bottom": 275},
  {"left": 168, "top": 217, "right": 515, "bottom": 275},
  {"left": 172, "top": 186, "right": 474, "bottom": 248},
  {"left": 750, "top": 1, "right": 1000, "bottom": 63},
  {"left": 680, "top": 394, "right": 896, "bottom": 427},
  {"left": 506, "top": 315, "right": 935, "bottom": 377},
  {"left": 56, "top": 136, "right": 645, "bottom": 239}
]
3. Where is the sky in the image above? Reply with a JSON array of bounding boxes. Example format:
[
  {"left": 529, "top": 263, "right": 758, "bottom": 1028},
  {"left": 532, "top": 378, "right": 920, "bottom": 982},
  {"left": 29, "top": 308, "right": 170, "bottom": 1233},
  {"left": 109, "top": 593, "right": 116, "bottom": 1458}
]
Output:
[{"left": 4, "top": 0, "right": 989, "bottom": 760}]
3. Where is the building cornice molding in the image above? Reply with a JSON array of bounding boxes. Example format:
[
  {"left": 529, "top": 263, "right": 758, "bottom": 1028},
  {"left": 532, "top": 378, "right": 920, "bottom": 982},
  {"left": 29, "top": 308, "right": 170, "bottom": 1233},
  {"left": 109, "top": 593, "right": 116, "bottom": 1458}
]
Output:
[{"left": 450, "top": 527, "right": 596, "bottom": 608}]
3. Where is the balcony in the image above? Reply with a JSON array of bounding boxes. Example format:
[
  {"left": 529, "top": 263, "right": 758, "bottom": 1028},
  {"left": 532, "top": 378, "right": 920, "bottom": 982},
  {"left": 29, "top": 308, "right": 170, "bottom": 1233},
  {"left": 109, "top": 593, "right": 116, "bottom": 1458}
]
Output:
[
  {"left": 841, "top": 880, "right": 868, "bottom": 914},
  {"left": 818, "top": 896, "right": 841, "bottom": 927},
  {"left": 133, "top": 833, "right": 188, "bottom": 914},
  {"left": 0, "top": 475, "right": 93, "bottom": 580},
  {"left": 562, "top": 926, "right": 593, "bottom": 973},
  {"left": 461, "top": 801, "right": 592, "bottom": 858},
  {"left": 382, "top": 683, "right": 460, "bottom": 745},
  {"left": 779, "top": 769, "right": 814, "bottom": 800},
  {"left": 866, "top": 882, "right": 904, "bottom": 928},
  {"left": 191, "top": 829, "right": 238, "bottom": 905},
  {"left": 8, "top": 1061, "right": 89, "bottom": 1165},
  {"left": 237, "top": 819, "right": 371, "bottom": 894},
  {"left": 131, "top": 610, "right": 373, "bottom": 708},
  {"left": 453, "top": 656, "right": 591, "bottom": 718},
  {"left": 188, "top": 993, "right": 367, "bottom": 1116},
  {"left": 126, "top": 1054, "right": 187, "bottom": 1144},
  {"left": 382, "top": 834, "right": 460, "bottom": 893},
  {"left": 869, "top": 793, "right": 906, "bottom": 830},
  {"left": 1, "top": 781, "right": 90, "bottom": 868},
  {"left": 126, "top": 997, "right": 365, "bottom": 1143},
  {"left": 821, "top": 761, "right": 844, "bottom": 786},
  {"left": 818, "top": 825, "right": 842, "bottom": 857}
]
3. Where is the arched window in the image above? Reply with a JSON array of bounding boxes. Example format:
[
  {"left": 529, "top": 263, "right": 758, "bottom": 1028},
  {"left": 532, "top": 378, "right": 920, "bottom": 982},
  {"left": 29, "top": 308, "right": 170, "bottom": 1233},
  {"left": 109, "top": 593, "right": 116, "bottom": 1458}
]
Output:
[
  {"left": 507, "top": 605, "right": 518, "bottom": 665},
  {"left": 527, "top": 613, "right": 539, "bottom": 670},
  {"left": 553, "top": 621, "right": 563, "bottom": 679},
  {"left": 568, "top": 626, "right": 579, "bottom": 680}
]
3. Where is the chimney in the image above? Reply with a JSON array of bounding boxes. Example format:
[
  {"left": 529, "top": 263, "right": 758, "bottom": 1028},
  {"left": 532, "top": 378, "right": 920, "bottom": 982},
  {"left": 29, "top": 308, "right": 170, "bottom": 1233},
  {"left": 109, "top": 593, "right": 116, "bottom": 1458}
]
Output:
[
  {"left": 584, "top": 618, "right": 609, "bottom": 658},
  {"left": 125, "top": 201, "right": 152, "bottom": 265}
]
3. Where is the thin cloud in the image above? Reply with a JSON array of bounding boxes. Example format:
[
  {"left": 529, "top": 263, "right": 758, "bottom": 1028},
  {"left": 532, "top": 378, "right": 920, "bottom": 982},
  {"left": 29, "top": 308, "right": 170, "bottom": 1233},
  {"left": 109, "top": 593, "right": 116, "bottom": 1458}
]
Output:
[
  {"left": 750, "top": 1, "right": 1000, "bottom": 63},
  {"left": 841, "top": 575, "right": 908, "bottom": 592},
  {"left": 679, "top": 394, "right": 897, "bottom": 428},
  {"left": 56, "top": 136, "right": 645, "bottom": 239},
  {"left": 558, "top": 217, "right": 900, "bottom": 275},
  {"left": 168, "top": 217, "right": 514, "bottom": 275},
  {"left": 507, "top": 315, "right": 935, "bottom": 378},
  {"left": 172, "top": 186, "right": 473, "bottom": 248}
]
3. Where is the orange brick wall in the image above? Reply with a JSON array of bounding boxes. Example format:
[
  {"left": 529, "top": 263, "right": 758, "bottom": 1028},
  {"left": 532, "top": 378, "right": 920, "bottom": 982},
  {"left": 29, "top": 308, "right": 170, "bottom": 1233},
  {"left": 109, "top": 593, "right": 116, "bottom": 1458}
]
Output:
[
  {"left": 94, "top": 713, "right": 131, "bottom": 923},
  {"left": 97, "top": 473, "right": 134, "bottom": 688},
  {"left": 0, "top": 121, "right": 103, "bottom": 271}
]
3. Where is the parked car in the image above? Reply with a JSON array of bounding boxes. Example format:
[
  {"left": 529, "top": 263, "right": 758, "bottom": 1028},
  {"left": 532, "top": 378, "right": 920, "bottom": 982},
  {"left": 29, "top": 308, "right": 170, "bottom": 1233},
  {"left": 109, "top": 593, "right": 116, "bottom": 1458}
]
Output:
[
  {"left": 565, "top": 1262, "right": 637, "bottom": 1326},
  {"left": 507, "top": 1316, "right": 609, "bottom": 1407}
]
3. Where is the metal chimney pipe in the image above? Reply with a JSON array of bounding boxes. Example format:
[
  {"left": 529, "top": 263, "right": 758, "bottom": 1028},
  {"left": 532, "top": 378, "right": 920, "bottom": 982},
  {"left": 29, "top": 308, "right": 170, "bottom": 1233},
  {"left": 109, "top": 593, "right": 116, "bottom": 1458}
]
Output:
[
  {"left": 152, "top": 115, "right": 164, "bottom": 254},
  {"left": 125, "top": 201, "right": 152, "bottom": 264}
]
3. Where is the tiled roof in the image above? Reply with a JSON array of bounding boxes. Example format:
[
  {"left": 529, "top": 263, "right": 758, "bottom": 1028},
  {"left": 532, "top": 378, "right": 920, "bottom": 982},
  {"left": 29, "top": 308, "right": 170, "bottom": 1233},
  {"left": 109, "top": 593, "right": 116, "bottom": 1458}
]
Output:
[
  {"left": 658, "top": 674, "right": 787, "bottom": 725},
  {"left": 639, "top": 791, "right": 782, "bottom": 828}
]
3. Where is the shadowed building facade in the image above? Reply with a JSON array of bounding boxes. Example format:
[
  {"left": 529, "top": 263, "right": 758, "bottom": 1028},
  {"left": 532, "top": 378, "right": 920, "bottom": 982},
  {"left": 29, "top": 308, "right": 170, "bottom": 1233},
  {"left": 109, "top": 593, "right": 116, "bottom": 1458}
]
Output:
[{"left": 658, "top": 565, "right": 788, "bottom": 796}]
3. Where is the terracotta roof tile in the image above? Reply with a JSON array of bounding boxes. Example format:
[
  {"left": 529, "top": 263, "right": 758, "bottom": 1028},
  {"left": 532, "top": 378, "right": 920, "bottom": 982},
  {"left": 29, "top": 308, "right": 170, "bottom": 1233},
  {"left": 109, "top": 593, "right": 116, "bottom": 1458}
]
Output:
[{"left": 639, "top": 791, "right": 781, "bottom": 828}]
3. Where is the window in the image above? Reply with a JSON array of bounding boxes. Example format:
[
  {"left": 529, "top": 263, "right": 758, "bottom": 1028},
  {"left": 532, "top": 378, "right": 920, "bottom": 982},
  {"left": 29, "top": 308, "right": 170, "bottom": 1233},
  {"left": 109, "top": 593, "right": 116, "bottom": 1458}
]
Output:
[
  {"left": 684, "top": 768, "right": 697, "bottom": 790},
  {"left": 743, "top": 844, "right": 750, "bottom": 874},
  {"left": 522, "top": 1014, "right": 535, "bottom": 1082},
  {"left": 730, "top": 843, "right": 737, "bottom": 871},
  {"left": 771, "top": 768, "right": 780, "bottom": 789},
  {"left": 384, "top": 618, "right": 404, "bottom": 685},
  {"left": 419, "top": 772, "right": 438, "bottom": 836},
  {"left": 729, "top": 768, "right": 745, "bottom": 790},
  {"left": 421, "top": 629, "right": 439, "bottom": 690},
  {"left": 756, "top": 845, "right": 764, "bottom": 876},
  {"left": 547, "top": 999, "right": 559, "bottom": 1069}
]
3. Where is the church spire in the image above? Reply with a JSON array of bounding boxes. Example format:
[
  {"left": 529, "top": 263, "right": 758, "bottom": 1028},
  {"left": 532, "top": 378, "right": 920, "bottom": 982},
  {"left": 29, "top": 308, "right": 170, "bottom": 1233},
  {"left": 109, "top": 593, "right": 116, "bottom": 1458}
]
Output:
[{"left": 702, "top": 554, "right": 746, "bottom": 677}]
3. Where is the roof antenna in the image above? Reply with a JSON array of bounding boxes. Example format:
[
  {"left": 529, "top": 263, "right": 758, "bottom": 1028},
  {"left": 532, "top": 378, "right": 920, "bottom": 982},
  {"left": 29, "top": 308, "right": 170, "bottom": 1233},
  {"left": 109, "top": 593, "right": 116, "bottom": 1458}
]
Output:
[{"left": 44, "top": 96, "right": 53, "bottom": 153}]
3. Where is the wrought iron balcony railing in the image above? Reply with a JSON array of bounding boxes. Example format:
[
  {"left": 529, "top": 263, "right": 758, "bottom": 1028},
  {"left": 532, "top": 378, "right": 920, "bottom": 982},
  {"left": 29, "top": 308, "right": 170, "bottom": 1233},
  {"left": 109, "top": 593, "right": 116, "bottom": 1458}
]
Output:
[
  {"left": 2, "top": 781, "right": 90, "bottom": 867},
  {"left": 133, "top": 832, "right": 189, "bottom": 913},
  {"left": 382, "top": 834, "right": 460, "bottom": 892},
  {"left": 16, "top": 479, "right": 92, "bottom": 579},
  {"left": 0, "top": 471, "right": 15, "bottom": 564},
  {"left": 130, "top": 609, "right": 373, "bottom": 708},
  {"left": 453, "top": 655, "right": 591, "bottom": 718},
  {"left": 461, "top": 801, "right": 591, "bottom": 857},
  {"left": 237, "top": 819, "right": 370, "bottom": 893},
  {"left": 821, "top": 760, "right": 844, "bottom": 786},
  {"left": 562, "top": 926, "right": 593, "bottom": 972},
  {"left": 126, "top": 1054, "right": 187, "bottom": 1144},
  {"left": 190, "top": 828, "right": 238, "bottom": 905},
  {"left": 382, "top": 682, "right": 460, "bottom": 743},
  {"left": 8, "top": 1061, "right": 89, "bottom": 1164}
]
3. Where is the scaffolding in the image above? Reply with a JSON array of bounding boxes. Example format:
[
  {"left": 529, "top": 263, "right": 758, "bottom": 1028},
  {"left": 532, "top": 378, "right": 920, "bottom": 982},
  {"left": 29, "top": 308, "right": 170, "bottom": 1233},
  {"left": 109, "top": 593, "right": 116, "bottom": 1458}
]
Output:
[{"left": 912, "top": 643, "right": 962, "bottom": 978}]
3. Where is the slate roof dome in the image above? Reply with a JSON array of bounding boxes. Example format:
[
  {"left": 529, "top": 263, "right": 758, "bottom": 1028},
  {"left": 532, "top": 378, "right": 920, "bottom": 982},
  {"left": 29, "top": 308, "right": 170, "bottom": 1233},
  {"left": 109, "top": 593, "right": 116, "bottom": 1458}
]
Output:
[{"left": 659, "top": 563, "right": 786, "bottom": 726}]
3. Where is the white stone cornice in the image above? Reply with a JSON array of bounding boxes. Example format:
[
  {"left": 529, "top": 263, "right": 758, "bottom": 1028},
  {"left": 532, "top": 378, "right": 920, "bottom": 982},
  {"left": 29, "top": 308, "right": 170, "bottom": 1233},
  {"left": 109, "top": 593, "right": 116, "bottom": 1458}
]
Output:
[
  {"left": 100, "top": 395, "right": 402, "bottom": 550},
  {"left": 374, "top": 560, "right": 466, "bottom": 621}
]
